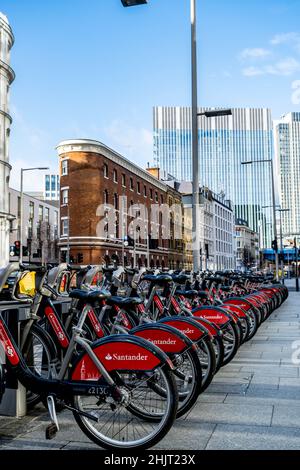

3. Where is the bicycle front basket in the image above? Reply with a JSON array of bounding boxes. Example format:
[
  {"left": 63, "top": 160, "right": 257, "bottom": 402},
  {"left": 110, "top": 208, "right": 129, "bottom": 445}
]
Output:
[{"left": 17, "top": 271, "right": 36, "bottom": 298}]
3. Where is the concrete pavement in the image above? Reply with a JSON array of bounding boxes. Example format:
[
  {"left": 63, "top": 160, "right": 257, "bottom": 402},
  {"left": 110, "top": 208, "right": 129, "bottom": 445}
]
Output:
[{"left": 1, "top": 290, "right": 300, "bottom": 450}]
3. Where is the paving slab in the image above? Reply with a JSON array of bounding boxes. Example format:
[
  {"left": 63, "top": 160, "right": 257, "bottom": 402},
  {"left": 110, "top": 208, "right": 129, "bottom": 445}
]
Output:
[
  {"left": 185, "top": 403, "right": 273, "bottom": 426},
  {"left": 272, "top": 405, "right": 300, "bottom": 428},
  {"left": 206, "top": 424, "right": 300, "bottom": 450}
]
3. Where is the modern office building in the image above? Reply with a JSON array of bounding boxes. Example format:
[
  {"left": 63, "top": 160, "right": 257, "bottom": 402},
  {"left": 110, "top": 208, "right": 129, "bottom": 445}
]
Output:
[
  {"left": 153, "top": 107, "right": 274, "bottom": 247},
  {"left": 0, "top": 12, "right": 14, "bottom": 266},
  {"left": 274, "top": 112, "right": 300, "bottom": 240},
  {"left": 44, "top": 174, "right": 60, "bottom": 201}
]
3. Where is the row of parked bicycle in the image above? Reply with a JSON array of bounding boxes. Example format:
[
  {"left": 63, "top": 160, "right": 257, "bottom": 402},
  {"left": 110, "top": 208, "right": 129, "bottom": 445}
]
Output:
[{"left": 0, "top": 262, "right": 288, "bottom": 449}]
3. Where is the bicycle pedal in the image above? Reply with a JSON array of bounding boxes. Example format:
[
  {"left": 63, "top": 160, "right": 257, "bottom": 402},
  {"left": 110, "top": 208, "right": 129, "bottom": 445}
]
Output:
[{"left": 45, "top": 422, "right": 58, "bottom": 440}]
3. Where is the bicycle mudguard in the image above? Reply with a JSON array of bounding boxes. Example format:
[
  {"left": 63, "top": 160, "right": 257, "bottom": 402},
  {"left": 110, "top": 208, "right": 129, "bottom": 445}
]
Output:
[
  {"left": 223, "top": 297, "right": 256, "bottom": 312},
  {"left": 190, "top": 317, "right": 221, "bottom": 338},
  {"left": 130, "top": 323, "right": 194, "bottom": 355},
  {"left": 221, "top": 304, "right": 248, "bottom": 318},
  {"left": 71, "top": 335, "right": 173, "bottom": 381},
  {"left": 157, "top": 316, "right": 209, "bottom": 343},
  {"left": 191, "top": 306, "right": 232, "bottom": 327}
]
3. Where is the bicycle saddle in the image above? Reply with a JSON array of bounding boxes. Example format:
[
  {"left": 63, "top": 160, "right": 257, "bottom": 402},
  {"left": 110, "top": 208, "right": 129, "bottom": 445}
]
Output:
[
  {"left": 105, "top": 296, "right": 144, "bottom": 307},
  {"left": 143, "top": 274, "right": 173, "bottom": 284},
  {"left": 172, "top": 274, "right": 190, "bottom": 285},
  {"left": 69, "top": 289, "right": 111, "bottom": 301},
  {"left": 175, "top": 289, "right": 199, "bottom": 298}
]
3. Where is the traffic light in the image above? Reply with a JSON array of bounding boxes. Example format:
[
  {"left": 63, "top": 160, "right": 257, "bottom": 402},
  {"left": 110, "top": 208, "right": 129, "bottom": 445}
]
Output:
[
  {"left": 271, "top": 239, "right": 278, "bottom": 252},
  {"left": 77, "top": 253, "right": 84, "bottom": 263},
  {"left": 14, "top": 241, "right": 20, "bottom": 257}
]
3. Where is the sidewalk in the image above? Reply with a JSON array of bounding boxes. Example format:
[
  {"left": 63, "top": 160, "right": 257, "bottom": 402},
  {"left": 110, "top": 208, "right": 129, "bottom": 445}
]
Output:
[{"left": 1, "top": 291, "right": 300, "bottom": 450}]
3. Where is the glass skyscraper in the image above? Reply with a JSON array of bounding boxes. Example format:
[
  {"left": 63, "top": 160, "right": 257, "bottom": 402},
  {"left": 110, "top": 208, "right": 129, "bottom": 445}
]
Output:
[
  {"left": 153, "top": 107, "right": 274, "bottom": 247},
  {"left": 274, "top": 112, "right": 300, "bottom": 239}
]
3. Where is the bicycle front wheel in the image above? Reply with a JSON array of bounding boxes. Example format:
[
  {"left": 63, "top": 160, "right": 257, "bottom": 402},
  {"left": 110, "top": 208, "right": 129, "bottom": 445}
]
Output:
[{"left": 71, "top": 365, "right": 178, "bottom": 450}]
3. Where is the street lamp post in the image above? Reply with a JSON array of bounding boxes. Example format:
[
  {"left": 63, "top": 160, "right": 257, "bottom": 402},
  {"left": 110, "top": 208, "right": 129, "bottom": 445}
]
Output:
[
  {"left": 120, "top": 0, "right": 231, "bottom": 272},
  {"left": 20, "top": 167, "right": 49, "bottom": 264},
  {"left": 241, "top": 159, "right": 279, "bottom": 281}
]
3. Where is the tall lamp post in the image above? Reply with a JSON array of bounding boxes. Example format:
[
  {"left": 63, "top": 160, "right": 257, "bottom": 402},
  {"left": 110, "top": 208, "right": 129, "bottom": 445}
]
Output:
[
  {"left": 20, "top": 167, "right": 49, "bottom": 263},
  {"left": 120, "top": 0, "right": 231, "bottom": 272},
  {"left": 241, "top": 159, "right": 279, "bottom": 281}
]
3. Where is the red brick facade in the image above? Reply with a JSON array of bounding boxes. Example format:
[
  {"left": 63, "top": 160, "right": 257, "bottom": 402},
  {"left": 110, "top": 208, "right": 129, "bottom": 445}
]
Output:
[{"left": 57, "top": 140, "right": 184, "bottom": 268}]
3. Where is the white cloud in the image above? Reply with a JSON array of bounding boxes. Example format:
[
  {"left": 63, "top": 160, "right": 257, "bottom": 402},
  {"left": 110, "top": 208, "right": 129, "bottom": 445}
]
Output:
[
  {"left": 243, "top": 57, "right": 300, "bottom": 77},
  {"left": 240, "top": 48, "right": 271, "bottom": 60},
  {"left": 272, "top": 57, "right": 300, "bottom": 75},
  {"left": 242, "top": 66, "right": 265, "bottom": 77},
  {"left": 270, "top": 32, "right": 300, "bottom": 53}
]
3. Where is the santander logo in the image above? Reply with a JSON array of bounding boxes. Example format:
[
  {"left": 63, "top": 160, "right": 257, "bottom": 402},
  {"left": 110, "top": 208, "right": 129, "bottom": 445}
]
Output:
[
  {"left": 205, "top": 315, "right": 224, "bottom": 320},
  {"left": 146, "top": 338, "right": 176, "bottom": 346},
  {"left": 104, "top": 352, "right": 148, "bottom": 361}
]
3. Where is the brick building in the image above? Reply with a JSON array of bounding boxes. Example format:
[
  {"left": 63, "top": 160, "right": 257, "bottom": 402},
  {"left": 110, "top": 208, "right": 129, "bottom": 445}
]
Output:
[{"left": 56, "top": 139, "right": 184, "bottom": 268}]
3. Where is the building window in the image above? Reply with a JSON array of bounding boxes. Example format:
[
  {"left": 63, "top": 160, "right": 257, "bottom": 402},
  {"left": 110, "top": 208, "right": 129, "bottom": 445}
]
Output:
[
  {"left": 62, "top": 219, "right": 69, "bottom": 236},
  {"left": 45, "top": 175, "right": 50, "bottom": 192},
  {"left": 144, "top": 185, "right": 147, "bottom": 197},
  {"left": 113, "top": 169, "right": 118, "bottom": 183},
  {"left": 62, "top": 189, "right": 69, "bottom": 205},
  {"left": 122, "top": 174, "right": 126, "bottom": 187},
  {"left": 62, "top": 160, "right": 68, "bottom": 176},
  {"left": 155, "top": 191, "right": 158, "bottom": 203},
  {"left": 114, "top": 193, "right": 118, "bottom": 210},
  {"left": 29, "top": 202, "right": 34, "bottom": 220},
  {"left": 45, "top": 208, "right": 50, "bottom": 223},
  {"left": 137, "top": 181, "right": 140, "bottom": 194},
  {"left": 160, "top": 195, "right": 164, "bottom": 204},
  {"left": 104, "top": 163, "right": 108, "bottom": 178},
  {"left": 38, "top": 205, "right": 43, "bottom": 222},
  {"left": 150, "top": 188, "right": 153, "bottom": 200},
  {"left": 104, "top": 189, "right": 109, "bottom": 205},
  {"left": 51, "top": 175, "right": 56, "bottom": 192},
  {"left": 130, "top": 177, "right": 134, "bottom": 190}
]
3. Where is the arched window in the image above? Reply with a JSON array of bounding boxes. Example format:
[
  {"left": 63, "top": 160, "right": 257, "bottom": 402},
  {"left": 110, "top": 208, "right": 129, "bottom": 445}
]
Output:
[
  {"left": 104, "top": 163, "right": 108, "bottom": 178},
  {"left": 114, "top": 193, "right": 118, "bottom": 210},
  {"left": 104, "top": 189, "right": 109, "bottom": 204},
  {"left": 113, "top": 169, "right": 118, "bottom": 183}
]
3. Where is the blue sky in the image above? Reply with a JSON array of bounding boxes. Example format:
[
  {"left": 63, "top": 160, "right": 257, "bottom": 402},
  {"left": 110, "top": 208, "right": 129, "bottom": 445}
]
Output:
[{"left": 1, "top": 0, "right": 300, "bottom": 190}]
